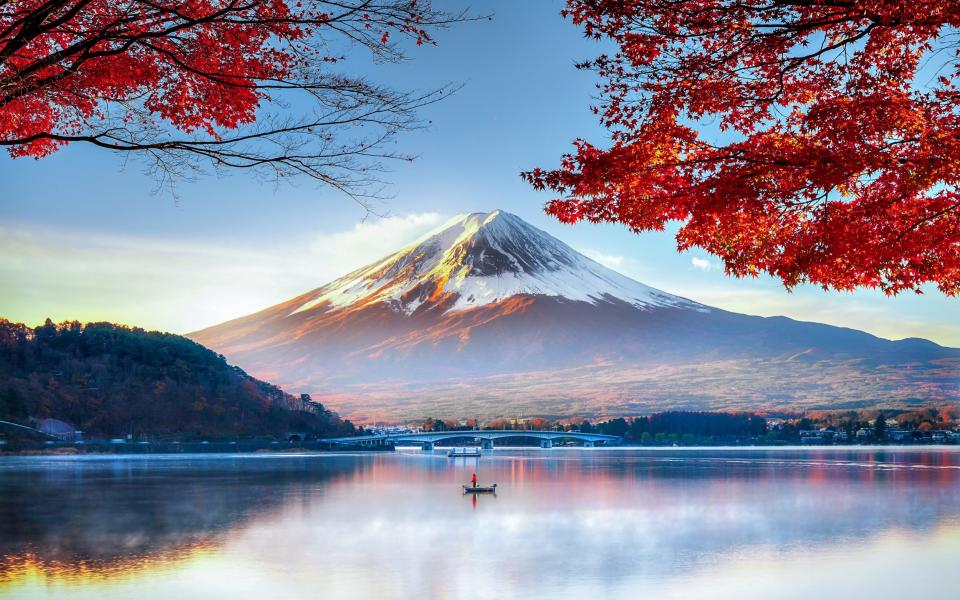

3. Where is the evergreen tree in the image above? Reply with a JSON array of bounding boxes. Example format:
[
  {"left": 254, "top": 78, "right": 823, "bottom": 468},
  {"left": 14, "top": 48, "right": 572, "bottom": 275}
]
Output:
[{"left": 874, "top": 413, "right": 887, "bottom": 441}]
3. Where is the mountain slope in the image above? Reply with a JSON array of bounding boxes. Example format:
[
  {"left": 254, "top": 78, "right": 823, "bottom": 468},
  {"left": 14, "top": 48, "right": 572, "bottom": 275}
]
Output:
[
  {"left": 190, "top": 210, "right": 960, "bottom": 421},
  {"left": 0, "top": 319, "right": 355, "bottom": 438}
]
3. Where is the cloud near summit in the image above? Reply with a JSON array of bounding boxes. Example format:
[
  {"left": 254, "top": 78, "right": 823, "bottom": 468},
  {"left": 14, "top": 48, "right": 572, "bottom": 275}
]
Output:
[
  {"left": 0, "top": 213, "right": 448, "bottom": 334},
  {"left": 691, "top": 257, "right": 720, "bottom": 272}
]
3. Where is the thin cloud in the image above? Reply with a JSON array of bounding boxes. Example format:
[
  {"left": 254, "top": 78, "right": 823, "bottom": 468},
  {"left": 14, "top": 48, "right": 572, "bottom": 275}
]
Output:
[
  {"left": 691, "top": 257, "right": 719, "bottom": 272},
  {"left": 580, "top": 248, "right": 626, "bottom": 270},
  {"left": 313, "top": 212, "right": 445, "bottom": 261},
  {"left": 2, "top": 214, "right": 957, "bottom": 348},
  {"left": 0, "top": 213, "right": 447, "bottom": 334}
]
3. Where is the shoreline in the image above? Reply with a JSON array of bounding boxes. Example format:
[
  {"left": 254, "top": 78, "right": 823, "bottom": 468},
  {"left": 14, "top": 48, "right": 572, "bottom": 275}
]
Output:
[{"left": 3, "top": 444, "right": 960, "bottom": 457}]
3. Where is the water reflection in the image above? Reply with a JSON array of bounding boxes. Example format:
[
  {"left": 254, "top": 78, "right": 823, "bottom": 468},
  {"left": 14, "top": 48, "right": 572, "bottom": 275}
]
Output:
[
  {"left": 0, "top": 455, "right": 358, "bottom": 567},
  {"left": 1, "top": 449, "right": 959, "bottom": 599}
]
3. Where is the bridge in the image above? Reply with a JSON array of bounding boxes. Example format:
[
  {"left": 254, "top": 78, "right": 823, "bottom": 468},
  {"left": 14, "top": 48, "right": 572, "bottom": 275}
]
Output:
[{"left": 321, "top": 430, "right": 621, "bottom": 450}]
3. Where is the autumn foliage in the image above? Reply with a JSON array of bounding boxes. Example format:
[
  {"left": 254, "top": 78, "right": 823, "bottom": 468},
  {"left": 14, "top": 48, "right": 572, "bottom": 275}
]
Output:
[
  {"left": 0, "top": 318, "right": 355, "bottom": 438},
  {"left": 525, "top": 1, "right": 960, "bottom": 295},
  {"left": 0, "top": 1, "right": 464, "bottom": 195}
]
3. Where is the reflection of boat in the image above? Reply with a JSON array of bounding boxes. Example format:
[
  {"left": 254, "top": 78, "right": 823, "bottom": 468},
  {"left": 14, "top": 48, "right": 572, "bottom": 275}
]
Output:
[
  {"left": 448, "top": 447, "right": 482, "bottom": 457},
  {"left": 463, "top": 484, "right": 497, "bottom": 494}
]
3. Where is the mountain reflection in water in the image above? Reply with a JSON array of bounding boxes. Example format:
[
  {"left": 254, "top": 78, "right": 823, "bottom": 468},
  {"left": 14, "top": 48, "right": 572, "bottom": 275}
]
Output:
[{"left": 1, "top": 449, "right": 959, "bottom": 600}]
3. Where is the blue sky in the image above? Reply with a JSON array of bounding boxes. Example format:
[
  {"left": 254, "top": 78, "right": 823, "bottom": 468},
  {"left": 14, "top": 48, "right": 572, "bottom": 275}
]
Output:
[{"left": 1, "top": 0, "right": 957, "bottom": 345}]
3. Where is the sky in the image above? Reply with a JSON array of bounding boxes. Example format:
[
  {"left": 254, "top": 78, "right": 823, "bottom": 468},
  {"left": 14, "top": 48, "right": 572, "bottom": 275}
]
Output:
[{"left": 1, "top": 0, "right": 957, "bottom": 346}]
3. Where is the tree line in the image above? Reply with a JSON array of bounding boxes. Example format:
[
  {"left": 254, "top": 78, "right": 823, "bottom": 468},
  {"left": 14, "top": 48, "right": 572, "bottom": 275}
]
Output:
[
  {"left": 416, "top": 411, "right": 768, "bottom": 443},
  {"left": 414, "top": 407, "right": 958, "bottom": 446}
]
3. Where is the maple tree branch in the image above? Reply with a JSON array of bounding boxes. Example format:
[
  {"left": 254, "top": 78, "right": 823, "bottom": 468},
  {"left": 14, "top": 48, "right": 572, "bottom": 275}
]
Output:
[
  {"left": 893, "top": 200, "right": 960, "bottom": 243},
  {"left": 0, "top": 0, "right": 481, "bottom": 199}
]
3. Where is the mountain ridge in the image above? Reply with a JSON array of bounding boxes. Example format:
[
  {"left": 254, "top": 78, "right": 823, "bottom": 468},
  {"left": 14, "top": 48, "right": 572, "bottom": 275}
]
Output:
[{"left": 190, "top": 210, "right": 959, "bottom": 422}]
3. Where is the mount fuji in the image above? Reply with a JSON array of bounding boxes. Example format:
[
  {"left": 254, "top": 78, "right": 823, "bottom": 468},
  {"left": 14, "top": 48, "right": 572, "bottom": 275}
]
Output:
[{"left": 190, "top": 210, "right": 959, "bottom": 422}]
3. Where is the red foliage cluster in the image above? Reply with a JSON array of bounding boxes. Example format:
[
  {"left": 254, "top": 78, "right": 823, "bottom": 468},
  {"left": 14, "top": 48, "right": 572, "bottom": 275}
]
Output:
[
  {"left": 0, "top": 1, "right": 459, "bottom": 192},
  {"left": 525, "top": 1, "right": 960, "bottom": 295}
]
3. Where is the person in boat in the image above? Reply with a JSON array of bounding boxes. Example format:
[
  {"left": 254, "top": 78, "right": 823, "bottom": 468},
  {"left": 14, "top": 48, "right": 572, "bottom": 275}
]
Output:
[{"left": 471, "top": 473, "right": 478, "bottom": 488}]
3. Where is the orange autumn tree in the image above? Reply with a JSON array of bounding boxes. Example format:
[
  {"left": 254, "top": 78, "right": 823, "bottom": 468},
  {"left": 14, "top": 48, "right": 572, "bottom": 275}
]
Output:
[
  {"left": 0, "top": 1, "right": 467, "bottom": 198},
  {"left": 524, "top": 1, "right": 960, "bottom": 295}
]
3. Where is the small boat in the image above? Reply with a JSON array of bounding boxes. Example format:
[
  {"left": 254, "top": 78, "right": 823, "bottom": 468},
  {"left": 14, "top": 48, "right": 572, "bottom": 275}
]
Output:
[
  {"left": 463, "top": 483, "right": 497, "bottom": 494},
  {"left": 448, "top": 447, "right": 482, "bottom": 457}
]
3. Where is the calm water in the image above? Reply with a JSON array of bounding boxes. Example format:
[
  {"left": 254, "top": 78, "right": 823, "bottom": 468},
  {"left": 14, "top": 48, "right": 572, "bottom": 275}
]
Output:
[{"left": 2, "top": 448, "right": 960, "bottom": 599}]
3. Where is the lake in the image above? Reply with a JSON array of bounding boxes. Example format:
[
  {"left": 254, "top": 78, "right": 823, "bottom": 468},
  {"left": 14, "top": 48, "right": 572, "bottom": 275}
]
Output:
[{"left": 1, "top": 448, "right": 959, "bottom": 599}]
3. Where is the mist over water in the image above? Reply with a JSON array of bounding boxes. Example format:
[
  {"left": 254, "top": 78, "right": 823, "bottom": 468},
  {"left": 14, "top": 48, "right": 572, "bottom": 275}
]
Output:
[{"left": 2, "top": 448, "right": 959, "bottom": 599}]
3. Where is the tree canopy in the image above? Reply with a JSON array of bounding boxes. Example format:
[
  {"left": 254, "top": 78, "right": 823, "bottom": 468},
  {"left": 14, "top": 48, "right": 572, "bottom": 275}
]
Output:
[
  {"left": 0, "top": 1, "right": 469, "bottom": 199},
  {"left": 525, "top": 0, "right": 960, "bottom": 296},
  {"left": 0, "top": 318, "right": 354, "bottom": 438}
]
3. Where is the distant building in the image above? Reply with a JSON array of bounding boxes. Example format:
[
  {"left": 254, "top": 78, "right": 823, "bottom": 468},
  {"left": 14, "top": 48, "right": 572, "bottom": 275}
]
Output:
[
  {"left": 888, "top": 429, "right": 913, "bottom": 442},
  {"left": 800, "top": 429, "right": 835, "bottom": 444},
  {"left": 369, "top": 425, "right": 413, "bottom": 436}
]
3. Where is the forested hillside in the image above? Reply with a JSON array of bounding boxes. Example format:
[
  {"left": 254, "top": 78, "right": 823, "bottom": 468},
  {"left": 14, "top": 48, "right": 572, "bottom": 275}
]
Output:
[{"left": 0, "top": 319, "right": 354, "bottom": 439}]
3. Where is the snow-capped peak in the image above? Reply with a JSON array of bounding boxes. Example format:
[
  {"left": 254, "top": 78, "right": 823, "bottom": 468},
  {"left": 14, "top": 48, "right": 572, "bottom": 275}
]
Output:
[{"left": 291, "top": 210, "right": 704, "bottom": 315}]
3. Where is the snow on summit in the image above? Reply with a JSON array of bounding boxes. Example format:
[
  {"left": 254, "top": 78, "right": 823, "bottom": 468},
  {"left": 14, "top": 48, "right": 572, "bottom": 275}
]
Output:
[{"left": 291, "top": 210, "right": 703, "bottom": 316}]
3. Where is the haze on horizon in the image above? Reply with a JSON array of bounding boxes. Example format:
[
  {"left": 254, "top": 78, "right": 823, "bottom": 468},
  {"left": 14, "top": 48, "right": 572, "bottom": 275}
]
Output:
[{"left": 1, "top": 1, "right": 957, "bottom": 348}]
